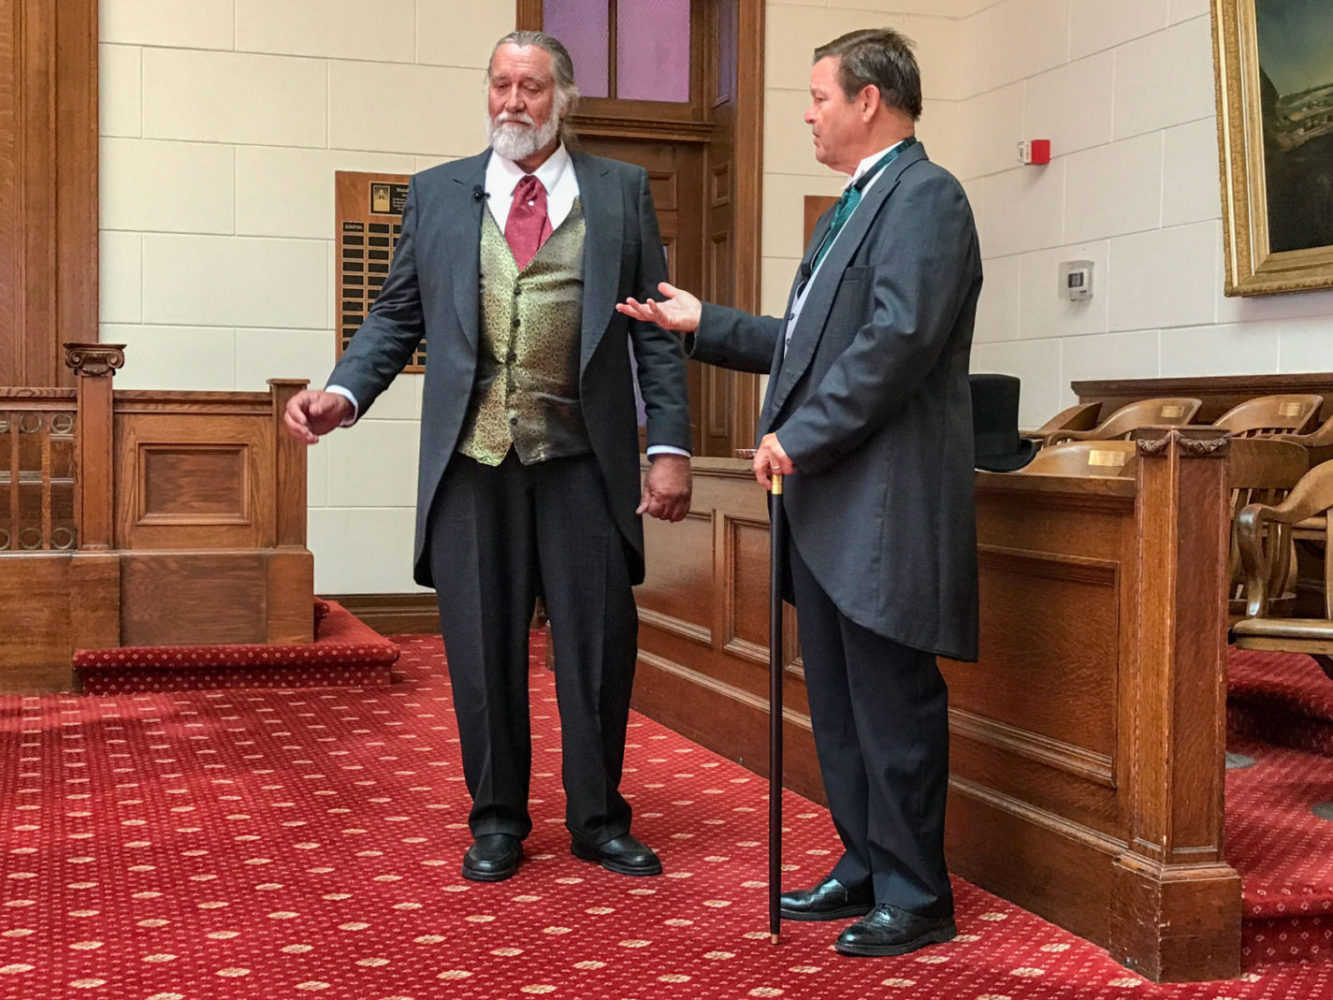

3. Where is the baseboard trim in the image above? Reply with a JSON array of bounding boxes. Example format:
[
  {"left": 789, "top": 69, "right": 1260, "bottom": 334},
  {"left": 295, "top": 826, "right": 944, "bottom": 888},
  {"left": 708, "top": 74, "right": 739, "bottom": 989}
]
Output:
[{"left": 329, "top": 593, "right": 439, "bottom": 635}]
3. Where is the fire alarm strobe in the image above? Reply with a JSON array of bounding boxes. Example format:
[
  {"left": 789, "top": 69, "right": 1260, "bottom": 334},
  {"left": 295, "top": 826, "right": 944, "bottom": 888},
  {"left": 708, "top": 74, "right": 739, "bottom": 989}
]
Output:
[{"left": 1017, "top": 139, "right": 1051, "bottom": 165}]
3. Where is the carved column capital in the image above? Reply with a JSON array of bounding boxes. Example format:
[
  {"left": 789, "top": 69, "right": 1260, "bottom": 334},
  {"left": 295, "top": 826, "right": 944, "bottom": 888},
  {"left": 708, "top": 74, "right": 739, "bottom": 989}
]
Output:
[{"left": 64, "top": 343, "right": 126, "bottom": 378}]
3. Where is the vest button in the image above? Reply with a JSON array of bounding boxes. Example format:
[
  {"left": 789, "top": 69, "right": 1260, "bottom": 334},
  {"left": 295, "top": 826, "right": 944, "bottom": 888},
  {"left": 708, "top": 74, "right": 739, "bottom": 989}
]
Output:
[{"left": 511, "top": 317, "right": 520, "bottom": 329}]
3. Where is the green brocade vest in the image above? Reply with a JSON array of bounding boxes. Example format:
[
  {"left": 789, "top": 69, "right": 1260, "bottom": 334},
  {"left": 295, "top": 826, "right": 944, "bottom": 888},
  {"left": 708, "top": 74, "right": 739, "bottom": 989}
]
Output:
[{"left": 456, "top": 199, "right": 591, "bottom": 466}]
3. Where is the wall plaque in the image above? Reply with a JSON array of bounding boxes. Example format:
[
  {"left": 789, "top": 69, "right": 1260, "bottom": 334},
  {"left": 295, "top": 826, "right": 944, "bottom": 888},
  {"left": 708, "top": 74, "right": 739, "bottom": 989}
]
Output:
[{"left": 334, "top": 171, "right": 423, "bottom": 373}]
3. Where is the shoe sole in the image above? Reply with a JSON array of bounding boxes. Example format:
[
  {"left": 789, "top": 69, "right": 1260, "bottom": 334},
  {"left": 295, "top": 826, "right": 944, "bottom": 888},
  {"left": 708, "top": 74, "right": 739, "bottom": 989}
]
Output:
[
  {"left": 834, "top": 922, "right": 957, "bottom": 957},
  {"left": 779, "top": 903, "right": 874, "bottom": 922},
  {"left": 570, "top": 842, "right": 663, "bottom": 877}
]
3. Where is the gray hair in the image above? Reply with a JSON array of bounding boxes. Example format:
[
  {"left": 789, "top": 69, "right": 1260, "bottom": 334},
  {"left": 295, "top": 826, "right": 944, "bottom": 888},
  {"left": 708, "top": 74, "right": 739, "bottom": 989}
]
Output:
[
  {"left": 814, "top": 28, "right": 922, "bottom": 121},
  {"left": 489, "top": 31, "right": 581, "bottom": 142}
]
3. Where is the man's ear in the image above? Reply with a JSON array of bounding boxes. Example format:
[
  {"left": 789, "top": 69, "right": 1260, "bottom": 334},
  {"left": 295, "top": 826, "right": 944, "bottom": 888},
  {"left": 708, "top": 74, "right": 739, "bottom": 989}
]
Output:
[{"left": 858, "top": 83, "right": 881, "bottom": 122}]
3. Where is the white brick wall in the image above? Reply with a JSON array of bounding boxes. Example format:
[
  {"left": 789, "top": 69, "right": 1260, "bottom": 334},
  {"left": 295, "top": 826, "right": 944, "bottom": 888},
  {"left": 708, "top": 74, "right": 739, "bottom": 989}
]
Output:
[{"left": 98, "top": 0, "right": 516, "bottom": 594}]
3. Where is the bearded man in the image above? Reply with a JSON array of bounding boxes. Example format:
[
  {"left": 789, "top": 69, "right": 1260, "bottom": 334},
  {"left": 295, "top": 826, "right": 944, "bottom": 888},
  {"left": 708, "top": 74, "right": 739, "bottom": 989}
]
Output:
[{"left": 285, "top": 31, "right": 692, "bottom": 883}]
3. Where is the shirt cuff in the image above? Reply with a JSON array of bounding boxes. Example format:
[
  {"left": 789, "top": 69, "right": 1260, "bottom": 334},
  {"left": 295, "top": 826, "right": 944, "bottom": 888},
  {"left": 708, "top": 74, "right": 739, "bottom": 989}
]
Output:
[
  {"left": 325, "top": 384, "right": 360, "bottom": 426},
  {"left": 646, "top": 445, "right": 690, "bottom": 459}
]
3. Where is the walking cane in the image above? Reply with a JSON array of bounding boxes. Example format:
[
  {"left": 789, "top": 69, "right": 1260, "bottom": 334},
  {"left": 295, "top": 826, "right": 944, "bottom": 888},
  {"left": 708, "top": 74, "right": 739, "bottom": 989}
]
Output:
[
  {"left": 767, "top": 469, "right": 785, "bottom": 945},
  {"left": 741, "top": 448, "right": 784, "bottom": 945}
]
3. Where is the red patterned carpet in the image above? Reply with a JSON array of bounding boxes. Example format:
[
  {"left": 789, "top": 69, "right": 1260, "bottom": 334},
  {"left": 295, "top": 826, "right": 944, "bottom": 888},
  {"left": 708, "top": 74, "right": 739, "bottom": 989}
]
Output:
[{"left": 2, "top": 635, "right": 1331, "bottom": 1000}]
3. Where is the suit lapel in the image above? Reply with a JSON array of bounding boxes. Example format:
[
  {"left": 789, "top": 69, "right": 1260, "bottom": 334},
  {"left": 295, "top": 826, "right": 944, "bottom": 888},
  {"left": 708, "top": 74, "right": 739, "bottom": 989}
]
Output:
[
  {"left": 759, "top": 211, "right": 832, "bottom": 431},
  {"left": 572, "top": 152, "right": 621, "bottom": 373},
  {"left": 769, "top": 142, "right": 928, "bottom": 415},
  {"left": 444, "top": 150, "right": 490, "bottom": 355}
]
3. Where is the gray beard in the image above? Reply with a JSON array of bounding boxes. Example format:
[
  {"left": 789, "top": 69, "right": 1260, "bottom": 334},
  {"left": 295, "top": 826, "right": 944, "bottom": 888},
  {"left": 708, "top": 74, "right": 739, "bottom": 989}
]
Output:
[{"left": 488, "top": 112, "right": 561, "bottom": 162}]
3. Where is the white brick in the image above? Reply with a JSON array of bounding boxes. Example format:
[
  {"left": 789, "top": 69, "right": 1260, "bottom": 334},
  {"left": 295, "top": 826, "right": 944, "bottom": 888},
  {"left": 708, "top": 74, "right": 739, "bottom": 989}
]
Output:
[
  {"left": 100, "top": 0, "right": 234, "bottom": 50},
  {"left": 1061, "top": 330, "right": 1160, "bottom": 397},
  {"left": 1159, "top": 324, "right": 1279, "bottom": 378},
  {"left": 235, "top": 147, "right": 417, "bottom": 240},
  {"left": 1064, "top": 132, "right": 1163, "bottom": 242},
  {"left": 953, "top": 83, "right": 1024, "bottom": 181},
  {"left": 761, "top": 257, "right": 802, "bottom": 319},
  {"left": 918, "top": 100, "right": 961, "bottom": 179},
  {"left": 329, "top": 61, "right": 489, "bottom": 157},
  {"left": 143, "top": 49, "right": 327, "bottom": 148},
  {"left": 973, "top": 254, "right": 1020, "bottom": 344},
  {"left": 101, "top": 325, "right": 237, "bottom": 391},
  {"left": 765, "top": 89, "right": 836, "bottom": 180},
  {"left": 1023, "top": 53, "right": 1115, "bottom": 158},
  {"left": 1018, "top": 241, "right": 1111, "bottom": 340},
  {"left": 309, "top": 507, "right": 423, "bottom": 593},
  {"left": 1113, "top": 17, "right": 1215, "bottom": 140},
  {"left": 142, "top": 234, "right": 328, "bottom": 329},
  {"left": 969, "top": 338, "right": 1064, "bottom": 428},
  {"left": 1107, "top": 221, "right": 1216, "bottom": 331},
  {"left": 99, "top": 44, "right": 141, "bottom": 138},
  {"left": 234, "top": 328, "right": 336, "bottom": 392},
  {"left": 765, "top": 6, "right": 890, "bottom": 93},
  {"left": 99, "top": 231, "right": 142, "bottom": 325},
  {"left": 306, "top": 434, "right": 329, "bottom": 508},
  {"left": 1069, "top": 0, "right": 1167, "bottom": 60},
  {"left": 1168, "top": 0, "right": 1209, "bottom": 24},
  {"left": 416, "top": 0, "right": 516, "bottom": 68},
  {"left": 960, "top": 0, "right": 1069, "bottom": 97},
  {"left": 325, "top": 421, "right": 421, "bottom": 507},
  {"left": 980, "top": 162, "right": 1066, "bottom": 258},
  {"left": 1280, "top": 317, "right": 1333, "bottom": 373},
  {"left": 762, "top": 172, "right": 847, "bottom": 260},
  {"left": 236, "top": 0, "right": 414, "bottom": 63},
  {"left": 100, "top": 138, "right": 235, "bottom": 235},
  {"left": 1162, "top": 118, "right": 1222, "bottom": 227},
  {"left": 899, "top": 15, "right": 967, "bottom": 102}
]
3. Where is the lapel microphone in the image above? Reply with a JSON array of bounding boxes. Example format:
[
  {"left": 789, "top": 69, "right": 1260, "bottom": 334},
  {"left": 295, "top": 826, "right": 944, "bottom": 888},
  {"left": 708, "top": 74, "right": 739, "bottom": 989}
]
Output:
[{"left": 472, "top": 185, "right": 489, "bottom": 201}]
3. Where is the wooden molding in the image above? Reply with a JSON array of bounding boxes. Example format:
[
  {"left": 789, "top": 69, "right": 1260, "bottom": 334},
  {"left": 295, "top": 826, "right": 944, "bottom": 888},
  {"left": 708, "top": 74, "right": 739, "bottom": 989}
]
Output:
[
  {"left": 329, "top": 593, "right": 440, "bottom": 636},
  {"left": 0, "top": 0, "right": 99, "bottom": 388}
]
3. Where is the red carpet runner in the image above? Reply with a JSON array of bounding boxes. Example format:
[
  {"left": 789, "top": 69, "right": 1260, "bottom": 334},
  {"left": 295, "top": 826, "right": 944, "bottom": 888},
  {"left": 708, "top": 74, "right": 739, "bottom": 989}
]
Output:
[{"left": 2, "top": 635, "right": 1330, "bottom": 1000}]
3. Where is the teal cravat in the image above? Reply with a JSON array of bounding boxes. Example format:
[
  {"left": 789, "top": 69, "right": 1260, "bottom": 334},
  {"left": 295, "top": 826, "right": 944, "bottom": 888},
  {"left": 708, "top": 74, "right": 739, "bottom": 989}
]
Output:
[{"left": 809, "top": 136, "right": 918, "bottom": 273}]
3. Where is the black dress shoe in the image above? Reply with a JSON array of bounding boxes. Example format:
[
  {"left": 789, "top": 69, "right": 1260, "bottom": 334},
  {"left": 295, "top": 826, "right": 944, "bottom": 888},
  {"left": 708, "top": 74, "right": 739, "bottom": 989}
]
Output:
[
  {"left": 461, "top": 834, "right": 522, "bottom": 882},
  {"left": 835, "top": 903, "right": 957, "bottom": 957},
  {"left": 570, "top": 833, "right": 663, "bottom": 876},
  {"left": 779, "top": 876, "right": 874, "bottom": 921}
]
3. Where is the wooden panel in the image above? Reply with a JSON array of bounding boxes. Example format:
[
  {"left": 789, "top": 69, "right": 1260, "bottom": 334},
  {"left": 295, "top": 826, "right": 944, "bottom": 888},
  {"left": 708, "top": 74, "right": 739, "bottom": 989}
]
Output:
[
  {"left": 116, "top": 412, "right": 273, "bottom": 550},
  {"left": 1074, "top": 372, "right": 1333, "bottom": 425},
  {"left": 121, "top": 552, "right": 267, "bottom": 646},
  {"left": 140, "top": 445, "right": 247, "bottom": 522},
  {"left": 804, "top": 195, "right": 838, "bottom": 245},
  {"left": 637, "top": 509, "right": 714, "bottom": 645},
  {"left": 0, "top": 554, "right": 74, "bottom": 690}
]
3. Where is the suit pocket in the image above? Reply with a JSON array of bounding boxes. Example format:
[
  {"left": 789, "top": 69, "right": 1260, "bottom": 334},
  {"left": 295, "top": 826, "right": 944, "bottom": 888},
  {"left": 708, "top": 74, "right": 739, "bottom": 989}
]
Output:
[{"left": 840, "top": 265, "right": 874, "bottom": 283}]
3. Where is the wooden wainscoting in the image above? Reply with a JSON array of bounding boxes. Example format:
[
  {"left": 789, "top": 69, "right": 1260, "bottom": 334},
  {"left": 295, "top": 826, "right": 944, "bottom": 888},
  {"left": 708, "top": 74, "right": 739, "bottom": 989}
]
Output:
[
  {"left": 1073, "top": 372, "right": 1333, "bottom": 425},
  {"left": 634, "top": 432, "right": 1242, "bottom": 983}
]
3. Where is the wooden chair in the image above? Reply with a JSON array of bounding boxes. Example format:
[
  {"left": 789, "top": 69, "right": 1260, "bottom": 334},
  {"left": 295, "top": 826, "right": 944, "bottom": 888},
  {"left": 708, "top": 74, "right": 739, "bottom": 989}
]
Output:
[
  {"left": 1214, "top": 394, "right": 1322, "bottom": 438},
  {"left": 1043, "top": 397, "right": 1202, "bottom": 446},
  {"left": 1225, "top": 439, "right": 1311, "bottom": 617},
  {"left": 1022, "top": 401, "right": 1101, "bottom": 443},
  {"left": 1232, "top": 459, "right": 1333, "bottom": 679},
  {"left": 1016, "top": 440, "right": 1138, "bottom": 477}
]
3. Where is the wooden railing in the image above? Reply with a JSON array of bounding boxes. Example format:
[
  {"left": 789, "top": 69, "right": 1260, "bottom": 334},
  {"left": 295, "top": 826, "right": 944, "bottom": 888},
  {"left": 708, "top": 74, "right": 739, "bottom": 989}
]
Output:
[
  {"left": 0, "top": 345, "right": 312, "bottom": 692},
  {"left": 1, "top": 389, "right": 79, "bottom": 552}
]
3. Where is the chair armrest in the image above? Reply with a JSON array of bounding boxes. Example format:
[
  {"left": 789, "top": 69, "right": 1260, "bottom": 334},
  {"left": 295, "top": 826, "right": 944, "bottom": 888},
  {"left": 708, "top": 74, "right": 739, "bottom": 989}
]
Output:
[{"left": 1236, "top": 459, "right": 1333, "bottom": 617}]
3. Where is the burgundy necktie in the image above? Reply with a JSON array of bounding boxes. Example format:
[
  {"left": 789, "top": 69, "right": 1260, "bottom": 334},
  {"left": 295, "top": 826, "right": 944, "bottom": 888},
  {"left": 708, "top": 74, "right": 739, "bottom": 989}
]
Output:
[{"left": 505, "top": 174, "right": 553, "bottom": 270}]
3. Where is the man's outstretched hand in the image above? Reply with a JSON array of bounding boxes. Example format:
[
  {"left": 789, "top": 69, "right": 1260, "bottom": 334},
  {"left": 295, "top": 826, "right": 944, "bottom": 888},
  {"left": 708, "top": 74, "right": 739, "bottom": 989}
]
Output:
[
  {"left": 637, "top": 454, "right": 692, "bottom": 522},
  {"left": 617, "top": 282, "right": 703, "bottom": 333},
  {"left": 284, "top": 389, "right": 354, "bottom": 445}
]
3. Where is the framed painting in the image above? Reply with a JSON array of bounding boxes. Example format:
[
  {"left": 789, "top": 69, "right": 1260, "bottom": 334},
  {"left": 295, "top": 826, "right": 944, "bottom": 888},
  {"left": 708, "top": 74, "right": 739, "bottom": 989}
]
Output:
[{"left": 1212, "top": 0, "right": 1333, "bottom": 295}]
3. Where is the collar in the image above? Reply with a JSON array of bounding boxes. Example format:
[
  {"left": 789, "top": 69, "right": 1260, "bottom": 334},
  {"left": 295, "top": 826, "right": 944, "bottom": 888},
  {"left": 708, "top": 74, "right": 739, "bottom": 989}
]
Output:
[
  {"left": 489, "top": 143, "right": 571, "bottom": 198},
  {"left": 844, "top": 138, "right": 910, "bottom": 191}
]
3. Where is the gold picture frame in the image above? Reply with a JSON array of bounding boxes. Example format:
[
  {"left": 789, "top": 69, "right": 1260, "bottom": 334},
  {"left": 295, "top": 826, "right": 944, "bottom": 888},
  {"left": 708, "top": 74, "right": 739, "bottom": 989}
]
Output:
[{"left": 1211, "top": 0, "right": 1333, "bottom": 296}]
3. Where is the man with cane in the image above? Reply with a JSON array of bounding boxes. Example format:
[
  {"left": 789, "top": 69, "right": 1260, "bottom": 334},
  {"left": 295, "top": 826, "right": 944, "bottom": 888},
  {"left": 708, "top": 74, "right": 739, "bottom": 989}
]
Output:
[{"left": 617, "top": 27, "right": 980, "bottom": 957}]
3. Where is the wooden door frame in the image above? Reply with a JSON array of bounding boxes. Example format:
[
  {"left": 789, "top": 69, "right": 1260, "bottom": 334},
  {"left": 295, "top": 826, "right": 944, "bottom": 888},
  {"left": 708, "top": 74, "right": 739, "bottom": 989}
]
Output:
[
  {"left": 516, "top": 0, "right": 764, "bottom": 450},
  {"left": 0, "top": 0, "right": 99, "bottom": 388}
]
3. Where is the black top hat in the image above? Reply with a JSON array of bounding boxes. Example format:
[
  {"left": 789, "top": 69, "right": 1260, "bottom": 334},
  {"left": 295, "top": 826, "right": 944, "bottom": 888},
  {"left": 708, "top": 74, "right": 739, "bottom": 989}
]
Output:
[{"left": 970, "top": 373, "right": 1038, "bottom": 473}]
